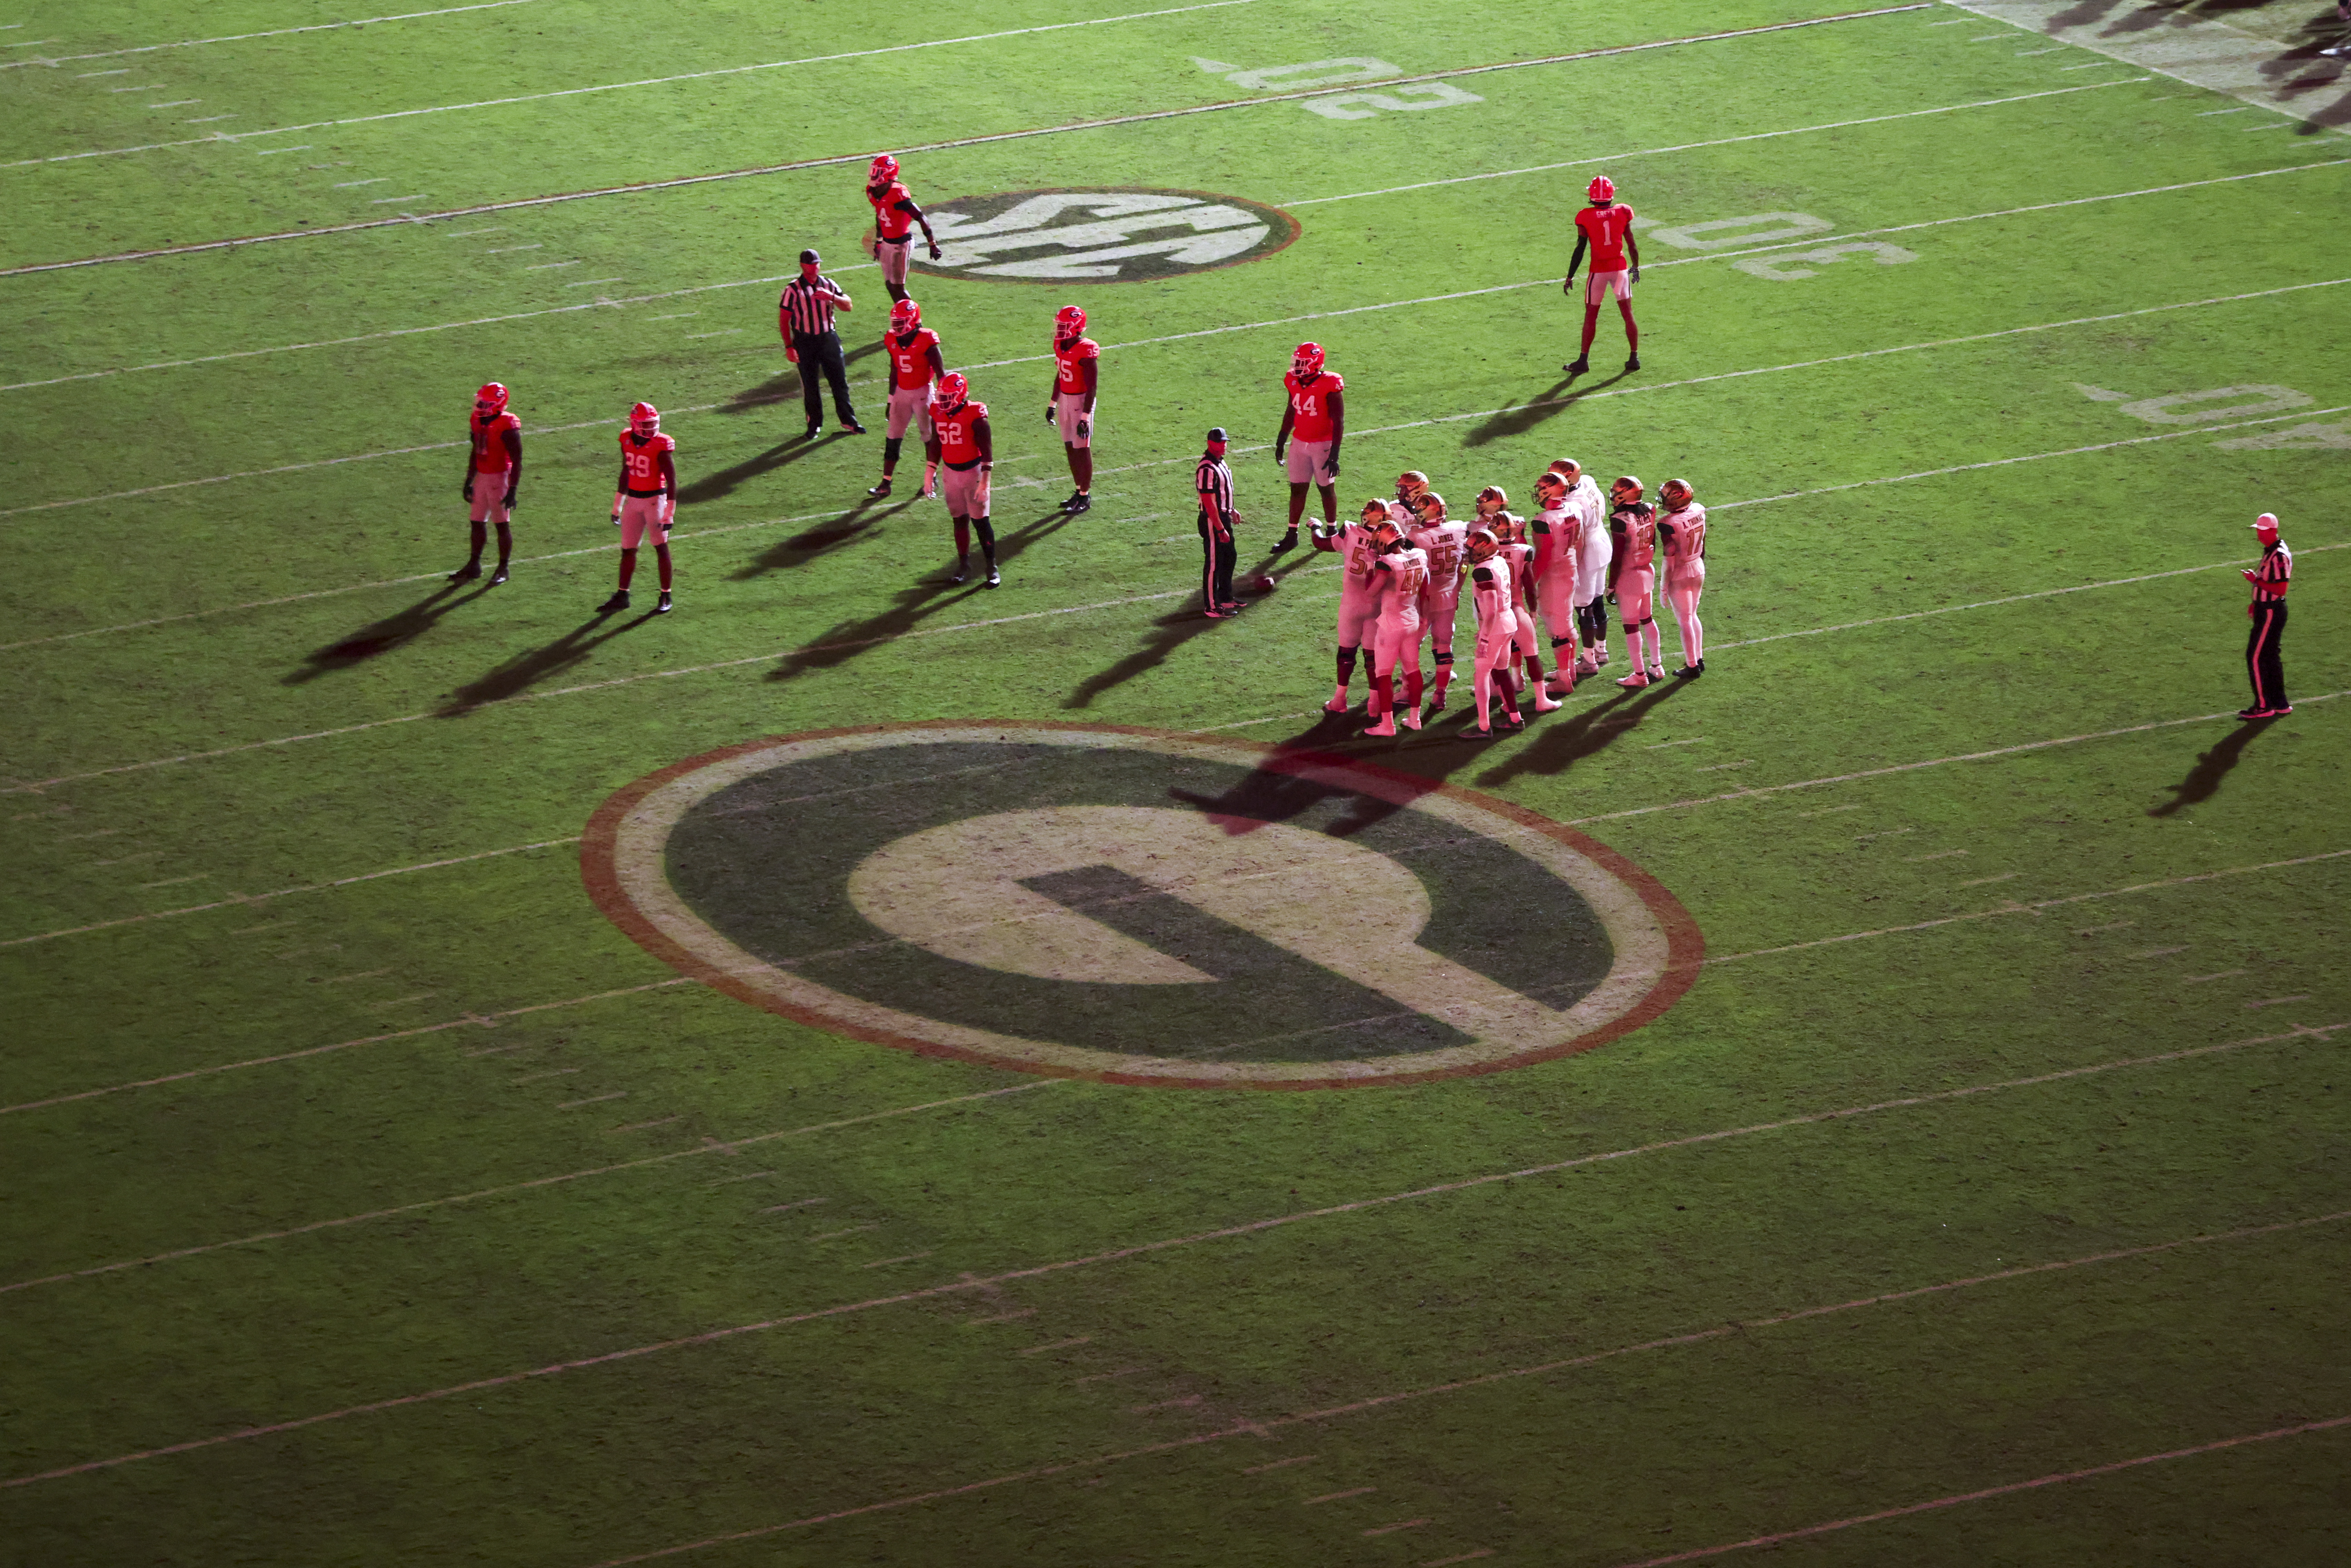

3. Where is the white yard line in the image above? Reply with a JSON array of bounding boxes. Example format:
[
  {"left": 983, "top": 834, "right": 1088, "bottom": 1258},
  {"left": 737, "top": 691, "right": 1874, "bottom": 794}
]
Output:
[
  {"left": 0, "top": 0, "right": 1266, "bottom": 168},
  {"left": 2, "top": 409, "right": 2333, "bottom": 799},
  {"left": 9, "top": 1014, "right": 2334, "bottom": 1493},
  {"left": 11, "top": 267, "right": 2342, "bottom": 530},
  {"left": 0, "top": 1, "right": 538, "bottom": 69},
  {"left": 599, "top": 1212, "right": 2351, "bottom": 1565},
  {"left": 17, "top": 120, "right": 2326, "bottom": 400},
  {"left": 1609, "top": 1416, "right": 2351, "bottom": 1568},
  {"left": 0, "top": 1083, "right": 1055, "bottom": 1290},
  {"left": 0, "top": 7, "right": 1934, "bottom": 270},
  {"left": 1282, "top": 79, "right": 2138, "bottom": 206},
  {"left": 0, "top": 978, "right": 697, "bottom": 1117},
  {"left": 0, "top": 836, "right": 581, "bottom": 948},
  {"left": 1562, "top": 693, "right": 2351, "bottom": 829}
]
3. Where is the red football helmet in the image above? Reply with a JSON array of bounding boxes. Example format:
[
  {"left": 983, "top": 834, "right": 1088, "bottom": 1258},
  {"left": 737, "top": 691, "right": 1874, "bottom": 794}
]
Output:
[
  {"left": 474, "top": 381, "right": 508, "bottom": 413},
  {"left": 868, "top": 154, "right": 900, "bottom": 188},
  {"left": 1055, "top": 304, "right": 1086, "bottom": 340},
  {"left": 934, "top": 371, "right": 969, "bottom": 412},
  {"left": 1291, "top": 341, "right": 1325, "bottom": 378},
  {"left": 1587, "top": 175, "right": 1615, "bottom": 203},
  {"left": 889, "top": 298, "right": 921, "bottom": 333},
  {"left": 628, "top": 401, "right": 659, "bottom": 435}
]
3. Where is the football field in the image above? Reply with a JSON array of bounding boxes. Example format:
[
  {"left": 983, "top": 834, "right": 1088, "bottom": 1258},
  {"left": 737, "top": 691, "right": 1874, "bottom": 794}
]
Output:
[{"left": 4, "top": 1, "right": 2350, "bottom": 1563}]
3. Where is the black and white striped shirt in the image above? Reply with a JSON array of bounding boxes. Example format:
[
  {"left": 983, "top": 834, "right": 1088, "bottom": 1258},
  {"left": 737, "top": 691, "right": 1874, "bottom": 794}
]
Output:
[
  {"left": 2251, "top": 540, "right": 2293, "bottom": 600},
  {"left": 778, "top": 273, "right": 850, "bottom": 336},
  {"left": 1195, "top": 453, "right": 1234, "bottom": 520}
]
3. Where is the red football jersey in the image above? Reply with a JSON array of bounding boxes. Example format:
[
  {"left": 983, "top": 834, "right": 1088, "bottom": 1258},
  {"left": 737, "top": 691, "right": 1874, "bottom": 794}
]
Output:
[
  {"left": 471, "top": 408, "right": 520, "bottom": 473},
  {"left": 935, "top": 400, "right": 988, "bottom": 464},
  {"left": 888, "top": 327, "right": 941, "bottom": 390},
  {"left": 619, "top": 429, "right": 676, "bottom": 492},
  {"left": 1575, "top": 202, "right": 1636, "bottom": 272},
  {"left": 1284, "top": 369, "right": 1343, "bottom": 441},
  {"left": 869, "top": 180, "right": 916, "bottom": 240},
  {"left": 1053, "top": 336, "right": 1099, "bottom": 396}
]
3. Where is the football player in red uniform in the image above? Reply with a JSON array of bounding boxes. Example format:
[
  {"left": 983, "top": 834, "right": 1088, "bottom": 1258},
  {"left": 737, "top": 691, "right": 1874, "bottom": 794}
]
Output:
[
  {"left": 1564, "top": 176, "right": 1640, "bottom": 376},
  {"left": 1046, "top": 303, "right": 1099, "bottom": 514},
  {"left": 932, "top": 372, "right": 999, "bottom": 587},
  {"left": 452, "top": 382, "right": 522, "bottom": 584},
  {"left": 868, "top": 297, "right": 945, "bottom": 500},
  {"left": 604, "top": 401, "right": 677, "bottom": 615},
  {"left": 1273, "top": 342, "right": 1343, "bottom": 551},
  {"left": 865, "top": 154, "right": 942, "bottom": 306}
]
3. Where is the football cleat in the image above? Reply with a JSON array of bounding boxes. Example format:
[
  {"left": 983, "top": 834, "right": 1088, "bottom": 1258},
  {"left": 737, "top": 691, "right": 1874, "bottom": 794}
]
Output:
[
  {"left": 1323, "top": 692, "right": 1351, "bottom": 713},
  {"left": 1616, "top": 671, "right": 1649, "bottom": 689},
  {"left": 1291, "top": 341, "right": 1325, "bottom": 378},
  {"left": 1532, "top": 691, "right": 1563, "bottom": 713},
  {"left": 1564, "top": 357, "right": 1590, "bottom": 375},
  {"left": 868, "top": 153, "right": 900, "bottom": 187},
  {"left": 628, "top": 400, "right": 659, "bottom": 436},
  {"left": 448, "top": 562, "right": 481, "bottom": 582},
  {"left": 934, "top": 371, "right": 969, "bottom": 414},
  {"left": 867, "top": 479, "right": 893, "bottom": 498},
  {"left": 1673, "top": 661, "right": 1704, "bottom": 679},
  {"left": 1062, "top": 490, "right": 1089, "bottom": 513},
  {"left": 1588, "top": 175, "right": 1615, "bottom": 203},
  {"left": 1055, "top": 303, "right": 1087, "bottom": 341},
  {"left": 1399, "top": 708, "right": 1422, "bottom": 732},
  {"left": 1364, "top": 716, "right": 1398, "bottom": 737},
  {"left": 949, "top": 561, "right": 970, "bottom": 584},
  {"left": 843, "top": 418, "right": 866, "bottom": 435},
  {"left": 599, "top": 589, "right": 631, "bottom": 612},
  {"left": 985, "top": 565, "right": 1001, "bottom": 588},
  {"left": 490, "top": 565, "right": 509, "bottom": 586},
  {"left": 1625, "top": 354, "right": 1641, "bottom": 373},
  {"left": 889, "top": 298, "right": 921, "bottom": 333},
  {"left": 656, "top": 590, "right": 673, "bottom": 614},
  {"left": 1273, "top": 527, "right": 1297, "bottom": 552},
  {"left": 474, "top": 382, "right": 509, "bottom": 414}
]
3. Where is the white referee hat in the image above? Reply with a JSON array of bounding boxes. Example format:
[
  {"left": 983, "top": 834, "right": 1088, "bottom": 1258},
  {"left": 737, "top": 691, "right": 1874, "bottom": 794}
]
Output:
[{"left": 2252, "top": 512, "right": 2280, "bottom": 531}]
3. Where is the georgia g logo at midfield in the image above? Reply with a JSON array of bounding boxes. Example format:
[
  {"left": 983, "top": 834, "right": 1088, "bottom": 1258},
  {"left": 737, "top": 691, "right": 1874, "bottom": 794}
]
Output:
[
  {"left": 909, "top": 189, "right": 1299, "bottom": 282},
  {"left": 584, "top": 725, "right": 1701, "bottom": 1090}
]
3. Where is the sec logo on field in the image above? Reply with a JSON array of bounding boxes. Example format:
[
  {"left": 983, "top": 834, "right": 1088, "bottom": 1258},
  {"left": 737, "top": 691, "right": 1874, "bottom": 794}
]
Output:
[
  {"left": 907, "top": 188, "right": 1300, "bottom": 282},
  {"left": 583, "top": 724, "right": 1702, "bottom": 1090}
]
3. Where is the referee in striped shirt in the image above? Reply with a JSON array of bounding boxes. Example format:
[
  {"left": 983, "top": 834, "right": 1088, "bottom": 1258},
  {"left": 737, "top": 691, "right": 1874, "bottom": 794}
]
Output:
[
  {"left": 777, "top": 248, "right": 865, "bottom": 440},
  {"left": 2241, "top": 511, "right": 2293, "bottom": 718},
  {"left": 1198, "top": 428, "right": 1240, "bottom": 617}
]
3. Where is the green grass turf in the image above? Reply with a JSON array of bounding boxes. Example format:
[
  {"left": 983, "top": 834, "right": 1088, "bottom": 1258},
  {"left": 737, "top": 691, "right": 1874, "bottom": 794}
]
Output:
[{"left": 4, "top": 0, "right": 2351, "bottom": 1563}]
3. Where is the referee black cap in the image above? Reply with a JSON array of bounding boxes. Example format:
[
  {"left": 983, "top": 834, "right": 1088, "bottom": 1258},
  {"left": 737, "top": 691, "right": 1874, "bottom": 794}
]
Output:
[
  {"left": 798, "top": 248, "right": 821, "bottom": 265},
  {"left": 1205, "top": 427, "right": 1229, "bottom": 443}
]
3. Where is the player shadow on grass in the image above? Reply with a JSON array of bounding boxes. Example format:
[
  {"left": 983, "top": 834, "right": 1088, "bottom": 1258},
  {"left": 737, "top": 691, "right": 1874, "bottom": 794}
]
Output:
[
  {"left": 1167, "top": 681, "right": 1582, "bottom": 840},
  {"left": 763, "top": 507, "right": 1080, "bottom": 685},
  {"left": 2146, "top": 717, "right": 2277, "bottom": 817},
  {"left": 436, "top": 609, "right": 662, "bottom": 714},
  {"left": 2051, "top": 0, "right": 2351, "bottom": 134},
  {"left": 1472, "top": 678, "right": 1687, "bottom": 789},
  {"left": 731, "top": 498, "right": 915, "bottom": 580},
  {"left": 674, "top": 434, "right": 841, "bottom": 508},
  {"left": 713, "top": 340, "right": 886, "bottom": 418},
  {"left": 282, "top": 580, "right": 493, "bottom": 685},
  {"left": 1459, "top": 367, "right": 1635, "bottom": 450},
  {"left": 1062, "top": 550, "right": 1311, "bottom": 710}
]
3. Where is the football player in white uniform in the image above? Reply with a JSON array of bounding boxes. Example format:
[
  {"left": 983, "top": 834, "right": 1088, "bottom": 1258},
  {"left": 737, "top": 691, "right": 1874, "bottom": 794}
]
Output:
[
  {"left": 1547, "top": 459, "right": 1609, "bottom": 674},
  {"left": 1409, "top": 490, "right": 1469, "bottom": 717},
  {"left": 1311, "top": 500, "right": 1390, "bottom": 713},
  {"left": 1529, "top": 472, "right": 1580, "bottom": 696},
  {"left": 1656, "top": 477, "right": 1708, "bottom": 678},
  {"left": 1479, "top": 489, "right": 1562, "bottom": 713},
  {"left": 1363, "top": 518, "right": 1429, "bottom": 737},
  {"left": 1464, "top": 528, "right": 1525, "bottom": 736}
]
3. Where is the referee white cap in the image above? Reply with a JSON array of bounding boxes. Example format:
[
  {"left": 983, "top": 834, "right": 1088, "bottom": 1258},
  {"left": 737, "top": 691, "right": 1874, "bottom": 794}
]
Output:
[{"left": 2253, "top": 512, "right": 2280, "bottom": 531}]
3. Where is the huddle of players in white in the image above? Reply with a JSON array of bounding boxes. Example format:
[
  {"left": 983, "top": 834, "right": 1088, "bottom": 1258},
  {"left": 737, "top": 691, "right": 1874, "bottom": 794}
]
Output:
[{"left": 1312, "top": 464, "right": 1708, "bottom": 739}]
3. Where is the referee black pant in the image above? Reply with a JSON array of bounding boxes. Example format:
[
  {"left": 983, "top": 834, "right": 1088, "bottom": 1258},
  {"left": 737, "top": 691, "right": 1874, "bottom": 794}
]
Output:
[
  {"left": 2246, "top": 599, "right": 2288, "bottom": 709},
  {"left": 1198, "top": 515, "right": 1235, "bottom": 609},
  {"left": 791, "top": 330, "right": 857, "bottom": 430}
]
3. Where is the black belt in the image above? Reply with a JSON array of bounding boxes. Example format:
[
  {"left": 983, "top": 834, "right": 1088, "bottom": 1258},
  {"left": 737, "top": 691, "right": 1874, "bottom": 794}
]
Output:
[
  {"left": 945, "top": 458, "right": 982, "bottom": 471},
  {"left": 622, "top": 488, "right": 666, "bottom": 498}
]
